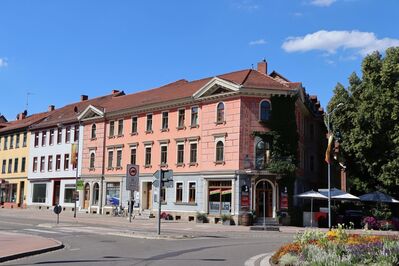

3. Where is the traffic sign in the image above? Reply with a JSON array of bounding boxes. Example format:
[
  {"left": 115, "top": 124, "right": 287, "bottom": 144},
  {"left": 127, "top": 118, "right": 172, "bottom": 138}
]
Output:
[
  {"left": 53, "top": 205, "right": 62, "bottom": 214},
  {"left": 164, "top": 180, "right": 174, "bottom": 188},
  {"left": 126, "top": 164, "right": 139, "bottom": 191}
]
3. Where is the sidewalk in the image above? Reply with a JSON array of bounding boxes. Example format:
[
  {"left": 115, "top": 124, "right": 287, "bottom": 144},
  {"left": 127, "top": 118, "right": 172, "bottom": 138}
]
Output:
[{"left": 0, "top": 231, "right": 63, "bottom": 263}]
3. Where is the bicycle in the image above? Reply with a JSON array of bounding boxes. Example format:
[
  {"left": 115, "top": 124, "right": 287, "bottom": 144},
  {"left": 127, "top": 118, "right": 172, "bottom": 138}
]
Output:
[{"left": 112, "top": 205, "right": 126, "bottom": 217}]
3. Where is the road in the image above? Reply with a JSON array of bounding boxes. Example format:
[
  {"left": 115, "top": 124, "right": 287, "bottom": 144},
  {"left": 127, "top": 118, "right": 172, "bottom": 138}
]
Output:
[{"left": 0, "top": 210, "right": 293, "bottom": 266}]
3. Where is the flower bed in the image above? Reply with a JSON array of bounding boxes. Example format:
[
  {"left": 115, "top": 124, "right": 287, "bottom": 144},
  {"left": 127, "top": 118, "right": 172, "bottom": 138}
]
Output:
[{"left": 271, "top": 225, "right": 399, "bottom": 265}]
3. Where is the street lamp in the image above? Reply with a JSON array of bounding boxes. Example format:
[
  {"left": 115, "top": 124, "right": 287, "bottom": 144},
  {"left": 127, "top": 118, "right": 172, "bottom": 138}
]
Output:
[{"left": 325, "top": 103, "right": 344, "bottom": 229}]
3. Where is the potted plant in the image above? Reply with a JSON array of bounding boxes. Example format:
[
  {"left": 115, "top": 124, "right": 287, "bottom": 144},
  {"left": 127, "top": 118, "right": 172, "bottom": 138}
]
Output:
[
  {"left": 221, "top": 214, "right": 233, "bottom": 225},
  {"left": 196, "top": 212, "right": 208, "bottom": 223}
]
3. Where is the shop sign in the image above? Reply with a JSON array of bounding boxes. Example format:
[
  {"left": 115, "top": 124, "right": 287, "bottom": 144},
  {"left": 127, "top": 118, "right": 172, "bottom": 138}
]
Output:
[
  {"left": 241, "top": 195, "right": 250, "bottom": 208},
  {"left": 280, "top": 192, "right": 288, "bottom": 209}
]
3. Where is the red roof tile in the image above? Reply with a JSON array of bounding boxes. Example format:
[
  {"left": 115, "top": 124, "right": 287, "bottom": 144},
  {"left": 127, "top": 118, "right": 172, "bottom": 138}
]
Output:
[{"left": 0, "top": 112, "right": 50, "bottom": 133}]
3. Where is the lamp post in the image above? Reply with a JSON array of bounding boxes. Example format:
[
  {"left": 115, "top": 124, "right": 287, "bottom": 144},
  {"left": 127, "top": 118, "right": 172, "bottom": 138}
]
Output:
[{"left": 325, "top": 103, "right": 343, "bottom": 229}]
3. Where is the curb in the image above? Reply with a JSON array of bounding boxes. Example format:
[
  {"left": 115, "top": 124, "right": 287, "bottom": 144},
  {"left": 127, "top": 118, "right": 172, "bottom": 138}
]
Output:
[{"left": 0, "top": 239, "right": 64, "bottom": 263}]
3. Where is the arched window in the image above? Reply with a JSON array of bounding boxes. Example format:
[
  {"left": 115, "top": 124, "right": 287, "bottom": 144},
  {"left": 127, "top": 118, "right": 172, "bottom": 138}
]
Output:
[
  {"left": 259, "top": 100, "right": 271, "bottom": 122},
  {"left": 89, "top": 152, "right": 95, "bottom": 169},
  {"left": 92, "top": 183, "right": 99, "bottom": 205},
  {"left": 216, "top": 102, "right": 225, "bottom": 123},
  {"left": 91, "top": 124, "right": 96, "bottom": 139},
  {"left": 255, "top": 139, "right": 270, "bottom": 170},
  {"left": 216, "top": 141, "right": 224, "bottom": 162}
]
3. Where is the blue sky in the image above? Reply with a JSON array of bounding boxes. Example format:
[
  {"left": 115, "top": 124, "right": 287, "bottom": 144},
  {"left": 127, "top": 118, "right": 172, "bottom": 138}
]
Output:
[{"left": 0, "top": 0, "right": 398, "bottom": 120}]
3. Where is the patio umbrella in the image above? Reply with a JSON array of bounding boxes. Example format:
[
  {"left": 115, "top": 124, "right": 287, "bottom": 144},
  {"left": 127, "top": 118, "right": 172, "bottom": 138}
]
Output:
[
  {"left": 295, "top": 190, "right": 328, "bottom": 227},
  {"left": 318, "top": 188, "right": 360, "bottom": 201},
  {"left": 359, "top": 191, "right": 399, "bottom": 203}
]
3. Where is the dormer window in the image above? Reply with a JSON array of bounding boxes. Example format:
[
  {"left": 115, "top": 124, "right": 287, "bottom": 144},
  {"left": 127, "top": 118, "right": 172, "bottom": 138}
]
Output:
[{"left": 259, "top": 100, "right": 271, "bottom": 122}]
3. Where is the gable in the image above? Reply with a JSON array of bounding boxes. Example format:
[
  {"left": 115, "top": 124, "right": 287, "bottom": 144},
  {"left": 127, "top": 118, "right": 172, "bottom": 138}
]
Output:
[
  {"left": 77, "top": 105, "right": 104, "bottom": 121},
  {"left": 192, "top": 77, "right": 240, "bottom": 99}
]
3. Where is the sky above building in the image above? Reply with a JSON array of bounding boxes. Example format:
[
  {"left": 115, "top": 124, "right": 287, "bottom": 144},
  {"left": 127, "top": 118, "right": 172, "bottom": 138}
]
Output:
[{"left": 0, "top": 0, "right": 397, "bottom": 120}]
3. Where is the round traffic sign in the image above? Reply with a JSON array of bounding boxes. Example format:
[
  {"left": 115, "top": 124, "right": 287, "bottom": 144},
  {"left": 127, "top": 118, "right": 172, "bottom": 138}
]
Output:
[
  {"left": 54, "top": 204, "right": 62, "bottom": 214},
  {"left": 129, "top": 166, "right": 137, "bottom": 176}
]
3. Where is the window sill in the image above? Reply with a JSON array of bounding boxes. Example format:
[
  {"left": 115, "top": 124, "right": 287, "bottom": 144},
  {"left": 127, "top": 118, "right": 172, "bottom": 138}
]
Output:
[
  {"left": 145, "top": 130, "right": 153, "bottom": 134},
  {"left": 144, "top": 164, "right": 152, "bottom": 168},
  {"left": 117, "top": 134, "right": 124, "bottom": 138},
  {"left": 174, "top": 202, "right": 197, "bottom": 206},
  {"left": 190, "top": 125, "right": 199, "bottom": 129},
  {"left": 215, "top": 121, "right": 226, "bottom": 125},
  {"left": 214, "top": 161, "right": 225, "bottom": 165},
  {"left": 160, "top": 128, "right": 169, "bottom": 132},
  {"left": 89, "top": 168, "right": 95, "bottom": 171},
  {"left": 115, "top": 166, "right": 123, "bottom": 170},
  {"left": 176, "top": 126, "right": 186, "bottom": 130},
  {"left": 159, "top": 163, "right": 168, "bottom": 168},
  {"left": 130, "top": 132, "right": 138, "bottom": 136},
  {"left": 108, "top": 136, "right": 115, "bottom": 139},
  {"left": 91, "top": 137, "right": 97, "bottom": 141},
  {"left": 188, "top": 162, "right": 198, "bottom": 166},
  {"left": 107, "top": 167, "right": 114, "bottom": 170},
  {"left": 176, "top": 163, "right": 185, "bottom": 167}
]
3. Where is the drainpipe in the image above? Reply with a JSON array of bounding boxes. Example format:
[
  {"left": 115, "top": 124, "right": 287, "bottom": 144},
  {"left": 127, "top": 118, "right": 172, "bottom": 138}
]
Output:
[{"left": 99, "top": 116, "right": 107, "bottom": 214}]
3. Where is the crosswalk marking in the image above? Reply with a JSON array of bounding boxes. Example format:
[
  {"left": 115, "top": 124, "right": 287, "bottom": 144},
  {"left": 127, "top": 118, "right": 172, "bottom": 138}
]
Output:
[{"left": 244, "top": 253, "right": 272, "bottom": 266}]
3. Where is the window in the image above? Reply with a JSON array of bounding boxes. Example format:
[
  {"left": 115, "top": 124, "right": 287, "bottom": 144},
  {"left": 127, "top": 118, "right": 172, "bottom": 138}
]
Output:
[
  {"left": 176, "top": 182, "right": 183, "bottom": 202},
  {"left": 65, "top": 126, "right": 71, "bottom": 143},
  {"left": 40, "top": 156, "right": 45, "bottom": 172},
  {"left": 92, "top": 183, "right": 99, "bottom": 205},
  {"left": 162, "top": 112, "right": 168, "bottom": 130},
  {"left": 116, "top": 149, "right": 122, "bottom": 168},
  {"left": 33, "top": 157, "right": 38, "bottom": 172},
  {"left": 146, "top": 114, "right": 153, "bottom": 132},
  {"left": 117, "top": 119, "right": 124, "bottom": 136},
  {"left": 91, "top": 124, "right": 97, "bottom": 139},
  {"left": 89, "top": 152, "right": 95, "bottom": 169},
  {"left": 74, "top": 125, "right": 79, "bottom": 142},
  {"left": 15, "top": 134, "right": 20, "bottom": 148},
  {"left": 216, "top": 102, "right": 225, "bottom": 123},
  {"left": 34, "top": 133, "right": 40, "bottom": 147},
  {"left": 21, "top": 157, "right": 26, "bottom": 172},
  {"left": 22, "top": 132, "right": 27, "bottom": 147},
  {"left": 106, "top": 182, "right": 120, "bottom": 205},
  {"left": 178, "top": 109, "right": 185, "bottom": 128},
  {"left": 64, "top": 187, "right": 74, "bottom": 203},
  {"left": 216, "top": 141, "right": 224, "bottom": 162},
  {"left": 32, "top": 184, "right": 46, "bottom": 203},
  {"left": 56, "top": 155, "right": 61, "bottom": 171},
  {"left": 177, "top": 143, "right": 184, "bottom": 164},
  {"left": 107, "top": 150, "right": 114, "bottom": 168},
  {"left": 131, "top": 117, "right": 138, "bottom": 134},
  {"left": 4, "top": 136, "right": 7, "bottom": 150},
  {"left": 145, "top": 146, "right": 152, "bottom": 166},
  {"left": 255, "top": 139, "right": 270, "bottom": 170},
  {"left": 109, "top": 121, "right": 115, "bottom": 137},
  {"left": 41, "top": 131, "right": 47, "bottom": 146},
  {"left": 191, "top": 106, "right": 199, "bottom": 127},
  {"left": 57, "top": 128, "right": 62, "bottom": 144},
  {"left": 189, "top": 182, "right": 196, "bottom": 203},
  {"left": 1, "top": 160, "right": 6, "bottom": 174},
  {"left": 130, "top": 147, "right": 136, "bottom": 165},
  {"left": 190, "top": 143, "right": 197, "bottom": 164},
  {"left": 160, "top": 145, "right": 167, "bottom": 165},
  {"left": 208, "top": 180, "right": 232, "bottom": 214},
  {"left": 48, "top": 156, "right": 53, "bottom": 171},
  {"left": 49, "top": 129, "right": 54, "bottom": 145},
  {"left": 260, "top": 100, "right": 271, "bottom": 122},
  {"left": 64, "top": 154, "right": 70, "bottom": 170},
  {"left": 14, "top": 158, "right": 18, "bottom": 173},
  {"left": 9, "top": 135, "right": 14, "bottom": 149},
  {"left": 8, "top": 159, "right": 12, "bottom": 173}
]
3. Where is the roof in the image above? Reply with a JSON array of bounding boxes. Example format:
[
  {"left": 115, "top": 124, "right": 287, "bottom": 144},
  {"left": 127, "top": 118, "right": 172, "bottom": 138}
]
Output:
[
  {"left": 30, "top": 91, "right": 125, "bottom": 130},
  {"left": 0, "top": 112, "right": 50, "bottom": 134}
]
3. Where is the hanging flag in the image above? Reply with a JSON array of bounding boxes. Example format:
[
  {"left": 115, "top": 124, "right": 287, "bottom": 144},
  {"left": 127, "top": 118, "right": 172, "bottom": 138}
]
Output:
[
  {"left": 325, "top": 133, "right": 333, "bottom": 164},
  {"left": 71, "top": 143, "right": 78, "bottom": 167}
]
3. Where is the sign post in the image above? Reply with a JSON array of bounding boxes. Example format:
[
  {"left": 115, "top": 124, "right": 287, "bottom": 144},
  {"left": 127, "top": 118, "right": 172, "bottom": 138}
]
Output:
[
  {"left": 126, "top": 164, "right": 139, "bottom": 223},
  {"left": 153, "top": 169, "right": 173, "bottom": 235},
  {"left": 54, "top": 205, "right": 62, "bottom": 224}
]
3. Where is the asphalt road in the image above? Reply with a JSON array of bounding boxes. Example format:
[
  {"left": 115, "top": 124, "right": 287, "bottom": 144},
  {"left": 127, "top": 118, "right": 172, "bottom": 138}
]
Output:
[{"left": 0, "top": 212, "right": 293, "bottom": 266}]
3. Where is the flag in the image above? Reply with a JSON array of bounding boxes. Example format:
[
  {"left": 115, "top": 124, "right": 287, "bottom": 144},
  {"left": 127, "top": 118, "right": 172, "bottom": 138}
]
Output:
[
  {"left": 325, "top": 133, "right": 333, "bottom": 164},
  {"left": 71, "top": 143, "right": 78, "bottom": 168}
]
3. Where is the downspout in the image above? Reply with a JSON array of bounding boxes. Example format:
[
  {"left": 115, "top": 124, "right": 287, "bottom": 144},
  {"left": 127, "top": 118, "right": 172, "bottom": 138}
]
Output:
[{"left": 99, "top": 115, "right": 107, "bottom": 214}]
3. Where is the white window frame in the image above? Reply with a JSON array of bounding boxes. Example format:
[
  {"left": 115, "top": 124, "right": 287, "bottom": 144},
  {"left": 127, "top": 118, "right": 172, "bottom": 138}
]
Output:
[
  {"left": 144, "top": 144, "right": 152, "bottom": 167},
  {"left": 89, "top": 151, "right": 96, "bottom": 169},
  {"left": 129, "top": 145, "right": 137, "bottom": 165},
  {"left": 116, "top": 148, "right": 123, "bottom": 168},
  {"left": 146, "top": 113, "right": 153, "bottom": 132},
  {"left": 214, "top": 136, "right": 225, "bottom": 163},
  {"left": 188, "top": 139, "right": 198, "bottom": 164},
  {"left": 177, "top": 108, "right": 186, "bottom": 129},
  {"left": 107, "top": 149, "right": 114, "bottom": 169},
  {"left": 190, "top": 106, "right": 199, "bottom": 127},
  {"left": 117, "top": 119, "right": 124, "bottom": 136},
  {"left": 109, "top": 120, "right": 115, "bottom": 137},
  {"left": 215, "top": 101, "right": 226, "bottom": 124},
  {"left": 175, "top": 181, "right": 183, "bottom": 203},
  {"left": 160, "top": 143, "right": 168, "bottom": 166},
  {"left": 131, "top": 116, "right": 138, "bottom": 134},
  {"left": 176, "top": 141, "right": 185, "bottom": 165},
  {"left": 187, "top": 181, "right": 197, "bottom": 203},
  {"left": 161, "top": 111, "right": 169, "bottom": 131}
]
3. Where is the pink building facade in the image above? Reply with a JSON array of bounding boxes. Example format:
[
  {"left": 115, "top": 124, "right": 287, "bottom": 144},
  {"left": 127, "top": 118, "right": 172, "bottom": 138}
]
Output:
[{"left": 78, "top": 61, "right": 325, "bottom": 223}]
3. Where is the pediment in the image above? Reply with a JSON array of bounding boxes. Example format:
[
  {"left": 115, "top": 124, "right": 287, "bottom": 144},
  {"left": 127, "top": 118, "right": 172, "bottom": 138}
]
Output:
[
  {"left": 192, "top": 77, "right": 241, "bottom": 99},
  {"left": 77, "top": 105, "right": 104, "bottom": 121}
]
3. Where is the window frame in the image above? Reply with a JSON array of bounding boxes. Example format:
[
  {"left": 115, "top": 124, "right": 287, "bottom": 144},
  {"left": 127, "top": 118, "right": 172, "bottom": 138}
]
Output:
[
  {"left": 89, "top": 152, "right": 95, "bottom": 169},
  {"left": 146, "top": 113, "right": 153, "bottom": 132},
  {"left": 116, "top": 149, "right": 123, "bottom": 168},
  {"left": 175, "top": 182, "right": 183, "bottom": 203},
  {"left": 160, "top": 144, "right": 168, "bottom": 166},
  {"left": 188, "top": 181, "right": 196, "bottom": 203},
  {"left": 91, "top": 124, "right": 97, "bottom": 139},
  {"left": 65, "top": 126, "right": 71, "bottom": 143},
  {"left": 144, "top": 145, "right": 152, "bottom": 167},
  {"left": 190, "top": 106, "right": 199, "bottom": 127},
  {"left": 109, "top": 121, "right": 115, "bottom": 137},
  {"left": 107, "top": 149, "right": 114, "bottom": 169},
  {"left": 189, "top": 141, "right": 198, "bottom": 164},
  {"left": 176, "top": 142, "right": 184, "bottom": 165},
  {"left": 177, "top": 108, "right": 185, "bottom": 129},
  {"left": 131, "top": 116, "right": 138, "bottom": 134},
  {"left": 33, "top": 157, "right": 38, "bottom": 172},
  {"left": 259, "top": 99, "right": 272, "bottom": 122},
  {"left": 161, "top": 111, "right": 169, "bottom": 131},
  {"left": 64, "top": 153, "right": 70, "bottom": 170},
  {"left": 216, "top": 102, "right": 225, "bottom": 124},
  {"left": 55, "top": 154, "right": 61, "bottom": 171},
  {"left": 49, "top": 129, "right": 54, "bottom": 145},
  {"left": 48, "top": 155, "right": 53, "bottom": 172},
  {"left": 117, "top": 119, "right": 124, "bottom": 136}
]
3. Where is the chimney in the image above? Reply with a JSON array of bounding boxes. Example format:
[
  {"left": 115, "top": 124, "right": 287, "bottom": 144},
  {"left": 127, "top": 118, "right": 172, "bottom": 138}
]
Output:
[
  {"left": 48, "top": 105, "right": 55, "bottom": 112},
  {"left": 80, "top": 95, "right": 88, "bottom": 101},
  {"left": 112, "top": 90, "right": 120, "bottom": 95},
  {"left": 17, "top": 112, "right": 26, "bottom": 120},
  {"left": 257, "top": 59, "right": 268, "bottom": 74}
]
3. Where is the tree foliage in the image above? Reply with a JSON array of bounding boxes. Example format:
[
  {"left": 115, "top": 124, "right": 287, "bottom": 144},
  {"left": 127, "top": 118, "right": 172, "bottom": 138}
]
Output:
[{"left": 328, "top": 47, "right": 399, "bottom": 198}]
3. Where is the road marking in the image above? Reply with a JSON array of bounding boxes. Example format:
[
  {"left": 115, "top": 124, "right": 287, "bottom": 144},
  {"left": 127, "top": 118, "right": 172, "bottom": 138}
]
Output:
[
  {"left": 24, "top": 228, "right": 60, "bottom": 234},
  {"left": 244, "top": 253, "right": 272, "bottom": 266},
  {"left": 0, "top": 220, "right": 33, "bottom": 226}
]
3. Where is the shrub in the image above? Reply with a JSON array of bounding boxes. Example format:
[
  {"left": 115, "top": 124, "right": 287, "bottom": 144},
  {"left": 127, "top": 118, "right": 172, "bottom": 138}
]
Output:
[
  {"left": 196, "top": 212, "right": 208, "bottom": 223},
  {"left": 362, "top": 216, "right": 379, "bottom": 230},
  {"left": 278, "top": 253, "right": 298, "bottom": 266}
]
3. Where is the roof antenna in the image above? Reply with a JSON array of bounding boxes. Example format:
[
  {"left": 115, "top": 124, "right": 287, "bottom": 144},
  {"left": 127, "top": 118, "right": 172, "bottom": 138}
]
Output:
[{"left": 251, "top": 64, "right": 254, "bottom": 69}]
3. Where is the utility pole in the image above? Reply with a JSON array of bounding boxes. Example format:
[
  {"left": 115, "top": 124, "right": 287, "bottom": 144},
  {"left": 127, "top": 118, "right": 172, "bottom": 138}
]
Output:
[{"left": 157, "top": 169, "right": 163, "bottom": 235}]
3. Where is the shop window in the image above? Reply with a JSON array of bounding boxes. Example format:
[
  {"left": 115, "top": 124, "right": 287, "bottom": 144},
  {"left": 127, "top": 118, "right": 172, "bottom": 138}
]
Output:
[
  {"left": 189, "top": 182, "right": 196, "bottom": 203},
  {"left": 32, "top": 184, "right": 46, "bottom": 203},
  {"left": 216, "top": 102, "right": 225, "bottom": 123},
  {"left": 259, "top": 100, "right": 271, "bottom": 122},
  {"left": 64, "top": 187, "right": 74, "bottom": 203},
  {"left": 92, "top": 183, "right": 99, "bottom": 205},
  {"left": 91, "top": 124, "right": 97, "bottom": 139},
  {"left": 176, "top": 182, "right": 183, "bottom": 202},
  {"left": 106, "top": 182, "right": 120, "bottom": 205},
  {"left": 208, "top": 181, "right": 232, "bottom": 214}
]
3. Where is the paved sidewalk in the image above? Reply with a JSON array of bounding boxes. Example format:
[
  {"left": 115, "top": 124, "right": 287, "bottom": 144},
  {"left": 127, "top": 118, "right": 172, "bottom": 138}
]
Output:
[{"left": 0, "top": 231, "right": 63, "bottom": 263}]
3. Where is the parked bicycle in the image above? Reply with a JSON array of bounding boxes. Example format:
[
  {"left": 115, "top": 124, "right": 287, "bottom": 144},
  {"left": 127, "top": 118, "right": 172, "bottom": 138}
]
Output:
[{"left": 112, "top": 205, "right": 126, "bottom": 217}]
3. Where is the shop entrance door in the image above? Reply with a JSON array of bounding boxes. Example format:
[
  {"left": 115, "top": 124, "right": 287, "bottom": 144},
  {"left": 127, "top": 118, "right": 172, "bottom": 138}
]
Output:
[
  {"left": 256, "top": 180, "right": 273, "bottom": 218},
  {"left": 19, "top": 181, "right": 25, "bottom": 206},
  {"left": 53, "top": 181, "right": 60, "bottom": 205}
]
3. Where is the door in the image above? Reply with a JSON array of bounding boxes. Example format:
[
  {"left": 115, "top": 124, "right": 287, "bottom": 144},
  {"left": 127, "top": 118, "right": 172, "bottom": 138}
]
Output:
[
  {"left": 256, "top": 181, "right": 273, "bottom": 218},
  {"left": 147, "top": 183, "right": 153, "bottom": 209},
  {"left": 84, "top": 183, "right": 90, "bottom": 209},
  {"left": 53, "top": 181, "right": 60, "bottom": 205},
  {"left": 19, "top": 181, "right": 25, "bottom": 207}
]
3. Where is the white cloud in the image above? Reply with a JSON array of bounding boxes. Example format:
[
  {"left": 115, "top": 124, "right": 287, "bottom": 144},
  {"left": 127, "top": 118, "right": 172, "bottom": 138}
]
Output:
[
  {"left": 249, "top": 39, "right": 267, "bottom": 46},
  {"left": 0, "top": 58, "right": 7, "bottom": 68},
  {"left": 232, "top": 0, "right": 259, "bottom": 11},
  {"left": 310, "top": 0, "right": 336, "bottom": 7},
  {"left": 282, "top": 30, "right": 399, "bottom": 56}
]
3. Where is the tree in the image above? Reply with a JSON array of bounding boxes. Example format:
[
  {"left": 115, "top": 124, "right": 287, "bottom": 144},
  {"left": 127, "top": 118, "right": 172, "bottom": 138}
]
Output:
[{"left": 327, "top": 47, "right": 399, "bottom": 198}]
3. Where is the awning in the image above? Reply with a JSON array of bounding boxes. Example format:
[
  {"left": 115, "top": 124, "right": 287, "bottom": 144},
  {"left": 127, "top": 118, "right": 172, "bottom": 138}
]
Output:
[
  {"left": 221, "top": 189, "right": 232, "bottom": 195},
  {"left": 209, "top": 189, "right": 220, "bottom": 195}
]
